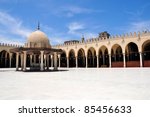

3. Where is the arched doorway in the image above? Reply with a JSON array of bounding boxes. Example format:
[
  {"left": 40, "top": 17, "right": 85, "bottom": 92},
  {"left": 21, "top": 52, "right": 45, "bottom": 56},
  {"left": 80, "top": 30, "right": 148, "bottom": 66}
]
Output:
[
  {"left": 87, "top": 47, "right": 97, "bottom": 67},
  {"left": 142, "top": 40, "right": 150, "bottom": 67},
  {"left": 60, "top": 51, "right": 67, "bottom": 67},
  {"left": 125, "top": 42, "right": 140, "bottom": 67},
  {"left": 99, "top": 46, "right": 109, "bottom": 67},
  {"left": 78, "top": 48, "right": 86, "bottom": 67},
  {"left": 11, "top": 53, "right": 16, "bottom": 67},
  {"left": 111, "top": 44, "right": 123, "bottom": 67},
  {"left": 69, "top": 49, "right": 76, "bottom": 67},
  {"left": 0, "top": 50, "right": 9, "bottom": 68}
]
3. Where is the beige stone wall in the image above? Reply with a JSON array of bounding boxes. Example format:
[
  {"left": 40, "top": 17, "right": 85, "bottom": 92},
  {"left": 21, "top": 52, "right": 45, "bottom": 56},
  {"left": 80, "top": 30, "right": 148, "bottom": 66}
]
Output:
[{"left": 52, "top": 31, "right": 150, "bottom": 57}]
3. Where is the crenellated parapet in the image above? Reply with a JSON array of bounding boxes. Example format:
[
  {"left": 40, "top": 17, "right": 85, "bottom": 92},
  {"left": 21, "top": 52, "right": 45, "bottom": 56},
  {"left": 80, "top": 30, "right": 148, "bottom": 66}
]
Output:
[
  {"left": 0, "top": 43, "right": 22, "bottom": 47},
  {"left": 53, "top": 30, "right": 150, "bottom": 48}
]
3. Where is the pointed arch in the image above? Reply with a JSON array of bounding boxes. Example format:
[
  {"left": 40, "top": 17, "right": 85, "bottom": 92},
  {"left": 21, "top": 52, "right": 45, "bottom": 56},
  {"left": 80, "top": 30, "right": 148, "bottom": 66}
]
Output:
[
  {"left": 60, "top": 51, "right": 67, "bottom": 67},
  {"left": 0, "top": 50, "right": 10, "bottom": 68},
  {"left": 77, "top": 48, "right": 86, "bottom": 67},
  {"left": 142, "top": 40, "right": 150, "bottom": 67},
  {"left": 125, "top": 42, "right": 140, "bottom": 67},
  {"left": 98, "top": 46, "right": 109, "bottom": 67},
  {"left": 87, "top": 47, "right": 97, "bottom": 67},
  {"left": 68, "top": 49, "right": 76, "bottom": 67},
  {"left": 111, "top": 44, "right": 123, "bottom": 67}
]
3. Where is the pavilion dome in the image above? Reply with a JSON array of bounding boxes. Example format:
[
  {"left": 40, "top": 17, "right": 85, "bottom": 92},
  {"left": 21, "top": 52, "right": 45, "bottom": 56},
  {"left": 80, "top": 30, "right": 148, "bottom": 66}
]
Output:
[{"left": 26, "top": 30, "right": 51, "bottom": 48}]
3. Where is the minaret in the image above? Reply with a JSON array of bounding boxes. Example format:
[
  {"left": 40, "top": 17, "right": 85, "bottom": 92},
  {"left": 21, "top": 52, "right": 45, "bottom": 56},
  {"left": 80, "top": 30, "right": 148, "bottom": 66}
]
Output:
[
  {"left": 37, "top": 22, "right": 40, "bottom": 30},
  {"left": 81, "top": 35, "right": 85, "bottom": 43}
]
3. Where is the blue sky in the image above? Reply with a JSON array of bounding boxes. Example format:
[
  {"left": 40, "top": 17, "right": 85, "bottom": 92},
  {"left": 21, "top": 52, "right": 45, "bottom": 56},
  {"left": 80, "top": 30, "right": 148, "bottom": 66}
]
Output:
[{"left": 0, "top": 0, "right": 150, "bottom": 45}]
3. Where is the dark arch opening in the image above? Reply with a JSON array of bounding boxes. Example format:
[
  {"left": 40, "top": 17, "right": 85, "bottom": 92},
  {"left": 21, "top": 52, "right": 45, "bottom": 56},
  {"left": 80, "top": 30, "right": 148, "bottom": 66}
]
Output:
[
  {"left": 0, "top": 50, "right": 10, "bottom": 68},
  {"left": 78, "top": 49, "right": 86, "bottom": 67},
  {"left": 60, "top": 52, "right": 67, "bottom": 67},
  {"left": 87, "top": 48, "right": 97, "bottom": 67},
  {"left": 69, "top": 50, "right": 76, "bottom": 67},
  {"left": 126, "top": 42, "right": 140, "bottom": 67},
  {"left": 142, "top": 40, "right": 150, "bottom": 67}
]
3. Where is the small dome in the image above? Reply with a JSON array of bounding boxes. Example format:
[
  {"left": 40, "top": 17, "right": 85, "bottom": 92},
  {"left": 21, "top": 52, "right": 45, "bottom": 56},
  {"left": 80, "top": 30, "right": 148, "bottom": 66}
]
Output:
[{"left": 26, "top": 30, "right": 51, "bottom": 48}]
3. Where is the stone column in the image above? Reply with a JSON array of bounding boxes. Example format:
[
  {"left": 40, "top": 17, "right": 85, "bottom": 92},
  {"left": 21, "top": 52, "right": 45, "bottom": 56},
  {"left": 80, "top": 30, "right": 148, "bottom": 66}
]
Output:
[
  {"left": 86, "top": 55, "right": 88, "bottom": 68},
  {"left": 58, "top": 54, "right": 61, "bottom": 67},
  {"left": 9, "top": 53, "right": 12, "bottom": 68},
  {"left": 97, "top": 55, "right": 99, "bottom": 68},
  {"left": 76, "top": 56, "right": 78, "bottom": 68},
  {"left": 40, "top": 51, "right": 44, "bottom": 71},
  {"left": 123, "top": 53, "right": 126, "bottom": 67},
  {"left": 67, "top": 57, "right": 69, "bottom": 68},
  {"left": 21, "top": 54, "right": 24, "bottom": 71},
  {"left": 16, "top": 52, "right": 19, "bottom": 71},
  {"left": 23, "top": 51, "right": 27, "bottom": 71},
  {"left": 51, "top": 55, "right": 53, "bottom": 67},
  {"left": 109, "top": 54, "right": 111, "bottom": 68},
  {"left": 139, "top": 52, "right": 143, "bottom": 67},
  {"left": 47, "top": 55, "right": 49, "bottom": 70},
  {"left": 53, "top": 52, "right": 58, "bottom": 70}
]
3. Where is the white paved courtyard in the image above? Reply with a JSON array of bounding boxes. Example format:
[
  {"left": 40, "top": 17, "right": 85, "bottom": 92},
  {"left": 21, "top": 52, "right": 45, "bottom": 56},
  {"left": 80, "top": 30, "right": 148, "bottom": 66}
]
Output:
[{"left": 0, "top": 68, "right": 150, "bottom": 100}]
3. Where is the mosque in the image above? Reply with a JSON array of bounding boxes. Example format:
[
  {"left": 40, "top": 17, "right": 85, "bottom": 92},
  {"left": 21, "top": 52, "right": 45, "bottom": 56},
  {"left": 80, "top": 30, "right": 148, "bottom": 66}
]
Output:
[{"left": 0, "top": 26, "right": 150, "bottom": 70}]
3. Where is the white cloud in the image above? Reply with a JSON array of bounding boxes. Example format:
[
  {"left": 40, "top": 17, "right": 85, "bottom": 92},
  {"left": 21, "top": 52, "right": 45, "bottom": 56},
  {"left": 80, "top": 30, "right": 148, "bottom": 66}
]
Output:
[
  {"left": 0, "top": 11, "right": 32, "bottom": 44},
  {"left": 55, "top": 5, "right": 103, "bottom": 17},
  {"left": 128, "top": 21, "right": 150, "bottom": 32},
  {"left": 68, "top": 22, "right": 85, "bottom": 34}
]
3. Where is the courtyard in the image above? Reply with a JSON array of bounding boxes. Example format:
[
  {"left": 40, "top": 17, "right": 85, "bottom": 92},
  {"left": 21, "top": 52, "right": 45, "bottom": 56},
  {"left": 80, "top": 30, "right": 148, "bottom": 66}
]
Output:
[{"left": 0, "top": 68, "right": 150, "bottom": 100}]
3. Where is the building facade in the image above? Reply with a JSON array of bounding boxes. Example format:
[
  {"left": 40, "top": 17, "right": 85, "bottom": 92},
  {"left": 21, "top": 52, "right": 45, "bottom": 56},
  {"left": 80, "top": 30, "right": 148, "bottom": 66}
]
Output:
[{"left": 0, "top": 31, "right": 150, "bottom": 68}]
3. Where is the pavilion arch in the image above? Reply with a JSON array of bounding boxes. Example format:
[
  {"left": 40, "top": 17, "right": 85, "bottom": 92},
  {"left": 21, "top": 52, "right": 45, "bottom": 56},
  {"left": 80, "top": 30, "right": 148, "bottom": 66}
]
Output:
[
  {"left": 0, "top": 50, "right": 10, "bottom": 68},
  {"left": 77, "top": 48, "right": 86, "bottom": 67},
  {"left": 87, "top": 47, "right": 97, "bottom": 67},
  {"left": 98, "top": 46, "right": 109, "bottom": 67},
  {"left": 142, "top": 40, "right": 150, "bottom": 67},
  {"left": 125, "top": 42, "right": 140, "bottom": 67},
  {"left": 111, "top": 44, "right": 123, "bottom": 67},
  {"left": 60, "top": 51, "right": 67, "bottom": 67},
  {"left": 68, "top": 49, "right": 76, "bottom": 67}
]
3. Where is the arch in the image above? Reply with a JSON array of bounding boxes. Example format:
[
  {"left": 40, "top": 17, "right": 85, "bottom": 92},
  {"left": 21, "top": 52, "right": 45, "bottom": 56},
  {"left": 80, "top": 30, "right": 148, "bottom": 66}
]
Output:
[
  {"left": 87, "top": 47, "right": 97, "bottom": 67},
  {"left": 125, "top": 42, "right": 140, "bottom": 67},
  {"left": 60, "top": 51, "right": 67, "bottom": 67},
  {"left": 142, "top": 40, "right": 150, "bottom": 67},
  {"left": 68, "top": 49, "right": 76, "bottom": 67},
  {"left": 0, "top": 50, "right": 10, "bottom": 68},
  {"left": 98, "top": 46, "right": 109, "bottom": 67},
  {"left": 11, "top": 53, "right": 16, "bottom": 67},
  {"left": 77, "top": 48, "right": 86, "bottom": 67},
  {"left": 111, "top": 44, "right": 123, "bottom": 67}
]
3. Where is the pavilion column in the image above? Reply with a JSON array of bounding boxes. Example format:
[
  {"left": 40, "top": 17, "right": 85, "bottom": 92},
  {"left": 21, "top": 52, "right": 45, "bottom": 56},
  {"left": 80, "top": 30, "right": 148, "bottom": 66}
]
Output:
[
  {"left": 44, "top": 55, "right": 46, "bottom": 70},
  {"left": 51, "top": 55, "right": 53, "bottom": 67},
  {"left": 123, "top": 53, "right": 126, "bottom": 67},
  {"left": 34, "top": 55, "right": 36, "bottom": 64},
  {"left": 67, "top": 57, "right": 69, "bottom": 68},
  {"left": 9, "top": 53, "right": 12, "bottom": 68},
  {"left": 53, "top": 52, "right": 58, "bottom": 70},
  {"left": 97, "top": 55, "right": 99, "bottom": 68},
  {"left": 21, "top": 54, "right": 24, "bottom": 70},
  {"left": 139, "top": 52, "right": 143, "bottom": 67},
  {"left": 58, "top": 54, "right": 61, "bottom": 67},
  {"left": 76, "top": 56, "right": 78, "bottom": 68},
  {"left": 16, "top": 52, "right": 19, "bottom": 71},
  {"left": 86, "top": 55, "right": 88, "bottom": 68},
  {"left": 23, "top": 51, "right": 27, "bottom": 71},
  {"left": 40, "top": 51, "right": 44, "bottom": 71},
  {"left": 109, "top": 54, "right": 111, "bottom": 68},
  {"left": 30, "top": 55, "right": 32, "bottom": 66},
  {"left": 46, "top": 55, "right": 49, "bottom": 70}
]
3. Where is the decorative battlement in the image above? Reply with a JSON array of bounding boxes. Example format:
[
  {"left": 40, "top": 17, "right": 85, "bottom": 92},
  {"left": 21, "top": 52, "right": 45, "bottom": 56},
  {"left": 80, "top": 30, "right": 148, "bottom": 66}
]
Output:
[
  {"left": 53, "top": 30, "right": 150, "bottom": 48},
  {"left": 0, "top": 43, "right": 22, "bottom": 47}
]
